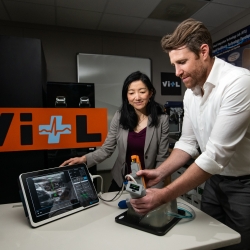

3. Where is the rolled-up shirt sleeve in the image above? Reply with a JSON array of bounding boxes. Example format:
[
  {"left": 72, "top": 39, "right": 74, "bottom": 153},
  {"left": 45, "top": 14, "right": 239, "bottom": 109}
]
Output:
[{"left": 196, "top": 109, "right": 250, "bottom": 175}]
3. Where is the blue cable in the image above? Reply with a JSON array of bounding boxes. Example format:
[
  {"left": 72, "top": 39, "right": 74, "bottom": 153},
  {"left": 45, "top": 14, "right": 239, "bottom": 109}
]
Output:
[
  {"left": 166, "top": 202, "right": 195, "bottom": 219},
  {"left": 166, "top": 208, "right": 193, "bottom": 219}
]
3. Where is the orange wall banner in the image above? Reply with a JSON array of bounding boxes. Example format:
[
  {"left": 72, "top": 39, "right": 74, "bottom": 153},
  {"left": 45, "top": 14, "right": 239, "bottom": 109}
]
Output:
[{"left": 0, "top": 108, "right": 107, "bottom": 152}]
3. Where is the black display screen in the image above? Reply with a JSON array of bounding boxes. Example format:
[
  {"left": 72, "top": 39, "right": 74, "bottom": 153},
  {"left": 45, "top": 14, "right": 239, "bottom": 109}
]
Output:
[
  {"left": 19, "top": 164, "right": 99, "bottom": 226},
  {"left": 129, "top": 183, "right": 140, "bottom": 191},
  {"left": 46, "top": 82, "right": 95, "bottom": 108}
]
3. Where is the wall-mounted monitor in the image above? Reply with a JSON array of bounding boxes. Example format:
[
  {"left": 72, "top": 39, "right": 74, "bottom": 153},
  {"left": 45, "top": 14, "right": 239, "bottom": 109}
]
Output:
[{"left": 46, "top": 82, "right": 95, "bottom": 108}]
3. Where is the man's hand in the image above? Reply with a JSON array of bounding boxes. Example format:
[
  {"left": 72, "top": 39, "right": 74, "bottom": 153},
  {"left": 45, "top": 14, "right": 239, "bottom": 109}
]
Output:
[
  {"left": 60, "top": 156, "right": 86, "bottom": 167},
  {"left": 136, "top": 168, "right": 164, "bottom": 188},
  {"left": 129, "top": 188, "right": 166, "bottom": 215}
]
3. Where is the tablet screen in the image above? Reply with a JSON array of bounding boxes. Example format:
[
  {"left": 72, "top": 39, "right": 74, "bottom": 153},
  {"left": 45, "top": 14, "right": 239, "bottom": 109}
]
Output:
[{"left": 19, "top": 164, "right": 99, "bottom": 227}]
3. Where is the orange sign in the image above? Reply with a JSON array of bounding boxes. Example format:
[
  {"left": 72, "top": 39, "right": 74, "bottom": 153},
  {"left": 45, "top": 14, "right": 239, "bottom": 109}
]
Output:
[{"left": 0, "top": 108, "right": 107, "bottom": 152}]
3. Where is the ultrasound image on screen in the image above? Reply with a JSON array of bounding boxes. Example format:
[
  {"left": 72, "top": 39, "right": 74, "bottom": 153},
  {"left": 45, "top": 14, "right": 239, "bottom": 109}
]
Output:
[
  {"left": 29, "top": 172, "right": 78, "bottom": 217},
  {"left": 34, "top": 173, "right": 71, "bottom": 207}
]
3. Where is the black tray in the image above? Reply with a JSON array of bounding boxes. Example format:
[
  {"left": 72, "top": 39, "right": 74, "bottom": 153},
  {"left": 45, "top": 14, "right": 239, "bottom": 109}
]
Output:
[{"left": 115, "top": 209, "right": 185, "bottom": 236}]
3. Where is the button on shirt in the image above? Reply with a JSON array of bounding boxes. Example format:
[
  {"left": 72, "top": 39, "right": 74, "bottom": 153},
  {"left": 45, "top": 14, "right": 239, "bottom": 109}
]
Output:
[{"left": 174, "top": 57, "right": 250, "bottom": 176}]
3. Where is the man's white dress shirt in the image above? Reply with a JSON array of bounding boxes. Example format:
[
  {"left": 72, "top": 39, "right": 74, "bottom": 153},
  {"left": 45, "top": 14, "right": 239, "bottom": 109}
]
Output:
[{"left": 175, "top": 57, "right": 250, "bottom": 176}]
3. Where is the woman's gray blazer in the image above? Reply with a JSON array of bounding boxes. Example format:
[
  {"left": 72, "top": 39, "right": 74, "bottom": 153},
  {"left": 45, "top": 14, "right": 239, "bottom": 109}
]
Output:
[{"left": 85, "top": 110, "right": 169, "bottom": 187}]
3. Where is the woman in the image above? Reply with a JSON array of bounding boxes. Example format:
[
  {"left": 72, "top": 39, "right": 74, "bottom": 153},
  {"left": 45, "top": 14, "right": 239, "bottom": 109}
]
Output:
[{"left": 61, "top": 71, "right": 169, "bottom": 191}]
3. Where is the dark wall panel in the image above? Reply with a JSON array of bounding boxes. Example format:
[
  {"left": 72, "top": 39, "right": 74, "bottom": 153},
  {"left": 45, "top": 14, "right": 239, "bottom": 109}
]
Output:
[
  {"left": 0, "top": 36, "right": 47, "bottom": 204},
  {"left": 0, "top": 35, "right": 46, "bottom": 107}
]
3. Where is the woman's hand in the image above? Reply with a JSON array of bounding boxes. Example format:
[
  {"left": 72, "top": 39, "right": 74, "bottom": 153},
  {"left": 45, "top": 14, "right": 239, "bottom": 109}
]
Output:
[{"left": 60, "top": 155, "right": 86, "bottom": 167}]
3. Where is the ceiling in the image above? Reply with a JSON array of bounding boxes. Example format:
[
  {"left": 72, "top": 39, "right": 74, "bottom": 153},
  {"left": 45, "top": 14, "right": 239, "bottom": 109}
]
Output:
[{"left": 0, "top": 0, "right": 250, "bottom": 37}]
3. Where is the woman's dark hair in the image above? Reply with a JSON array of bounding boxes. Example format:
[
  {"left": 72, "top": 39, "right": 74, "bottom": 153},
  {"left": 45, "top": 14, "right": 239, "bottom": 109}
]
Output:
[{"left": 119, "top": 71, "right": 164, "bottom": 130}]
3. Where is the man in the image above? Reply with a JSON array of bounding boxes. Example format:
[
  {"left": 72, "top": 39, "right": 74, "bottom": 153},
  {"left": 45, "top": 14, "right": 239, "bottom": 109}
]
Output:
[{"left": 130, "top": 18, "right": 250, "bottom": 250}]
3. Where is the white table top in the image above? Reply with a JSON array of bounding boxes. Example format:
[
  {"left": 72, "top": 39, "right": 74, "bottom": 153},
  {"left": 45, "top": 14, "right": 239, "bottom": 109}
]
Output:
[{"left": 0, "top": 192, "right": 240, "bottom": 250}]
